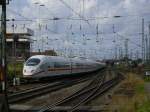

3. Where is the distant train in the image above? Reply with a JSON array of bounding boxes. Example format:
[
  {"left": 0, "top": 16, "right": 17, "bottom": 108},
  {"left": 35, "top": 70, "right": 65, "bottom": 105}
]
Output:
[{"left": 23, "top": 55, "right": 105, "bottom": 78}]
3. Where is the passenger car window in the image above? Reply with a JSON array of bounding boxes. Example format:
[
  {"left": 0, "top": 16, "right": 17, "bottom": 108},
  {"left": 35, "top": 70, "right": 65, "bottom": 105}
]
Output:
[
  {"left": 54, "top": 62, "right": 70, "bottom": 68},
  {"left": 54, "top": 62, "right": 63, "bottom": 68}
]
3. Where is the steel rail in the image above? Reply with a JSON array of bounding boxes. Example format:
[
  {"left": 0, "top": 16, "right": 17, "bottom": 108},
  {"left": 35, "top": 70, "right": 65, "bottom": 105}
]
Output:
[
  {"left": 38, "top": 69, "right": 106, "bottom": 112},
  {"left": 8, "top": 76, "right": 92, "bottom": 104},
  {"left": 70, "top": 75, "right": 122, "bottom": 112},
  {"left": 38, "top": 70, "right": 123, "bottom": 112}
]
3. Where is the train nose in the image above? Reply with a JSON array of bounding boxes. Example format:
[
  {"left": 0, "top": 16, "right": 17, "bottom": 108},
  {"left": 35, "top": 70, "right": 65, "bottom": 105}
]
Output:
[
  {"left": 23, "top": 69, "right": 35, "bottom": 73},
  {"left": 24, "top": 69, "right": 26, "bottom": 73},
  {"left": 23, "top": 67, "right": 36, "bottom": 76}
]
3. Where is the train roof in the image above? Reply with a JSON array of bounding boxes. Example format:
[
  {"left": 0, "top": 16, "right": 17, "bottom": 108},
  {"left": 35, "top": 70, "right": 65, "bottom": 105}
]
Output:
[
  {"left": 29, "top": 55, "right": 47, "bottom": 60},
  {"left": 29, "top": 55, "right": 69, "bottom": 62},
  {"left": 29, "top": 55, "right": 99, "bottom": 64}
]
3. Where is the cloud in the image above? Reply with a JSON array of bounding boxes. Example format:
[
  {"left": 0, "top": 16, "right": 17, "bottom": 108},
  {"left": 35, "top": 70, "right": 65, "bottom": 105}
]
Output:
[{"left": 6, "top": 0, "right": 150, "bottom": 59}]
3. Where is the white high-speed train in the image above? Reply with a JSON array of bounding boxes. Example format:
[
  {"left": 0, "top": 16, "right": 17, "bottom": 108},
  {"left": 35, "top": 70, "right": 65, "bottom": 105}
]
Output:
[{"left": 23, "top": 55, "right": 105, "bottom": 78}]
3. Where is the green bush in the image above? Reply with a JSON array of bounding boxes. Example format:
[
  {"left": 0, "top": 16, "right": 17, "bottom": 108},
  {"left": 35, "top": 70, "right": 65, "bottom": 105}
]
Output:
[
  {"left": 135, "top": 84, "right": 145, "bottom": 93},
  {"left": 7, "top": 62, "right": 23, "bottom": 79},
  {"left": 137, "top": 101, "right": 150, "bottom": 112},
  {"left": 144, "top": 76, "right": 150, "bottom": 82}
]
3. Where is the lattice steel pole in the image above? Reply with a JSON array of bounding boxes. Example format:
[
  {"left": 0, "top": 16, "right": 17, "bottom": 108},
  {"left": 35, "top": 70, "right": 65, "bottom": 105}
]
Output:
[
  {"left": 142, "top": 18, "right": 145, "bottom": 61},
  {"left": 1, "top": 0, "right": 7, "bottom": 93},
  {"left": 0, "top": 0, "right": 10, "bottom": 112}
]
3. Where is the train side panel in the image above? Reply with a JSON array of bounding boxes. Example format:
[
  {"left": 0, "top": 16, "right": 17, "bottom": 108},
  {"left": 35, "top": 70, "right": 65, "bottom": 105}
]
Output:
[{"left": 23, "top": 55, "right": 105, "bottom": 78}]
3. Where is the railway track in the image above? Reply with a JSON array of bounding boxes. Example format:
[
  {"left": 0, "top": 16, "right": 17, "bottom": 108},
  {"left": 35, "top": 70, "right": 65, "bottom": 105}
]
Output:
[
  {"left": 8, "top": 74, "right": 95, "bottom": 104},
  {"left": 8, "top": 83, "right": 51, "bottom": 94},
  {"left": 38, "top": 70, "right": 123, "bottom": 112}
]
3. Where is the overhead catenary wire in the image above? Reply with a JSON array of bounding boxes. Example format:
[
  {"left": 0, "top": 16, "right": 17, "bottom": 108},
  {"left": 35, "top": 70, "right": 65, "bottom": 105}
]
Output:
[
  {"left": 4, "top": 9, "right": 144, "bottom": 47},
  {"left": 59, "top": 0, "right": 91, "bottom": 26},
  {"left": 116, "top": 33, "right": 142, "bottom": 48},
  {"left": 7, "top": 8, "right": 34, "bottom": 22},
  {"left": 6, "top": 1, "right": 149, "bottom": 59}
]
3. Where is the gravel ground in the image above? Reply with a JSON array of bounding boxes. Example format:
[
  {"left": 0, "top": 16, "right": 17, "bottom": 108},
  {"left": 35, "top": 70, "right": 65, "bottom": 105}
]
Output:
[
  {"left": 87, "top": 79, "right": 122, "bottom": 106},
  {"left": 19, "top": 80, "right": 91, "bottom": 106},
  {"left": 8, "top": 83, "right": 48, "bottom": 92},
  {"left": 145, "top": 82, "right": 150, "bottom": 98},
  {"left": 104, "top": 72, "right": 148, "bottom": 112},
  {"left": 81, "top": 70, "right": 119, "bottom": 106}
]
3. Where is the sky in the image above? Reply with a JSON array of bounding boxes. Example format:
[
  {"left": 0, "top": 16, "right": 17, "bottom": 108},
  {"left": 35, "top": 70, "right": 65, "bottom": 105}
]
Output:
[{"left": 2, "top": 0, "right": 150, "bottom": 59}]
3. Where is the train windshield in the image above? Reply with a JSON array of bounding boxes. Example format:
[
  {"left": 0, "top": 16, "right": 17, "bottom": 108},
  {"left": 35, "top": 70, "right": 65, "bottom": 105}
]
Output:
[{"left": 26, "top": 58, "right": 40, "bottom": 66}]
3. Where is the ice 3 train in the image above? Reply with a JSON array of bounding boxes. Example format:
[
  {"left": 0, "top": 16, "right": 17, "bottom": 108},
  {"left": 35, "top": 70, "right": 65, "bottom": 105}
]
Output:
[{"left": 23, "top": 55, "right": 105, "bottom": 78}]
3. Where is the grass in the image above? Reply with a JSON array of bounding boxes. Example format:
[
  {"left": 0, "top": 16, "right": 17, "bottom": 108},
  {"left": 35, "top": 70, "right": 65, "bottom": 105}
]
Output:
[
  {"left": 7, "top": 62, "right": 24, "bottom": 79},
  {"left": 143, "top": 63, "right": 150, "bottom": 70},
  {"left": 136, "top": 101, "right": 150, "bottom": 112},
  {"left": 116, "top": 63, "right": 130, "bottom": 73},
  {"left": 108, "top": 72, "right": 150, "bottom": 112},
  {"left": 135, "top": 83, "right": 145, "bottom": 93},
  {"left": 144, "top": 76, "right": 150, "bottom": 82}
]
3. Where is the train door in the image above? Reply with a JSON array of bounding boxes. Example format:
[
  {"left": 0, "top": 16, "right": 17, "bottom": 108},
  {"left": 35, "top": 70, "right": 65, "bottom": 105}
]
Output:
[
  {"left": 45, "top": 62, "right": 49, "bottom": 75},
  {"left": 39, "top": 63, "right": 48, "bottom": 77},
  {"left": 47, "top": 61, "right": 55, "bottom": 76},
  {"left": 70, "top": 59, "right": 73, "bottom": 74}
]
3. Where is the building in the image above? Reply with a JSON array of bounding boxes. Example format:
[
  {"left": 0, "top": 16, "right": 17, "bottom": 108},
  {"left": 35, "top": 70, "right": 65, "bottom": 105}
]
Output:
[
  {"left": 30, "top": 50, "right": 57, "bottom": 56},
  {"left": 6, "top": 28, "right": 34, "bottom": 61}
]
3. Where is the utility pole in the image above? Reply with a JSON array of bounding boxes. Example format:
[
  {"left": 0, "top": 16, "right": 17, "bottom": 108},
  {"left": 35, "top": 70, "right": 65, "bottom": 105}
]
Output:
[
  {"left": 112, "top": 24, "right": 117, "bottom": 60},
  {"left": 149, "top": 35, "right": 150, "bottom": 62},
  {"left": 148, "top": 23, "right": 150, "bottom": 62},
  {"left": 130, "top": 50, "right": 133, "bottom": 60},
  {"left": 142, "top": 18, "right": 145, "bottom": 61},
  {"left": 82, "top": 0, "right": 85, "bottom": 17},
  {"left": 0, "top": 0, "right": 10, "bottom": 111},
  {"left": 119, "top": 46, "right": 123, "bottom": 60},
  {"left": 115, "top": 45, "right": 117, "bottom": 60},
  {"left": 96, "top": 24, "right": 99, "bottom": 43},
  {"left": 11, "top": 19, "right": 17, "bottom": 83},
  {"left": 118, "top": 47, "right": 121, "bottom": 60},
  {"left": 125, "top": 38, "right": 129, "bottom": 59},
  {"left": 1, "top": 0, "right": 7, "bottom": 93},
  {"left": 136, "top": 50, "right": 139, "bottom": 60},
  {"left": 145, "top": 35, "right": 148, "bottom": 62}
]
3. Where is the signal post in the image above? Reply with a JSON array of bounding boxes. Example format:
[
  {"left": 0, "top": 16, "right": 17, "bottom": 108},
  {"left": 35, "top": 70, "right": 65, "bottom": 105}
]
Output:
[{"left": 0, "top": 0, "right": 9, "bottom": 111}]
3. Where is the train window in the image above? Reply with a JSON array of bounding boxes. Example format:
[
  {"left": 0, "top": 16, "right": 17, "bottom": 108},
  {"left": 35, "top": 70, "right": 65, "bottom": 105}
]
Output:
[
  {"left": 26, "top": 58, "right": 40, "bottom": 66},
  {"left": 76, "top": 63, "right": 81, "bottom": 66},
  {"left": 64, "top": 63, "right": 70, "bottom": 67},
  {"left": 54, "top": 62, "right": 70, "bottom": 68},
  {"left": 76, "top": 63, "right": 85, "bottom": 67},
  {"left": 54, "top": 62, "right": 63, "bottom": 68}
]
